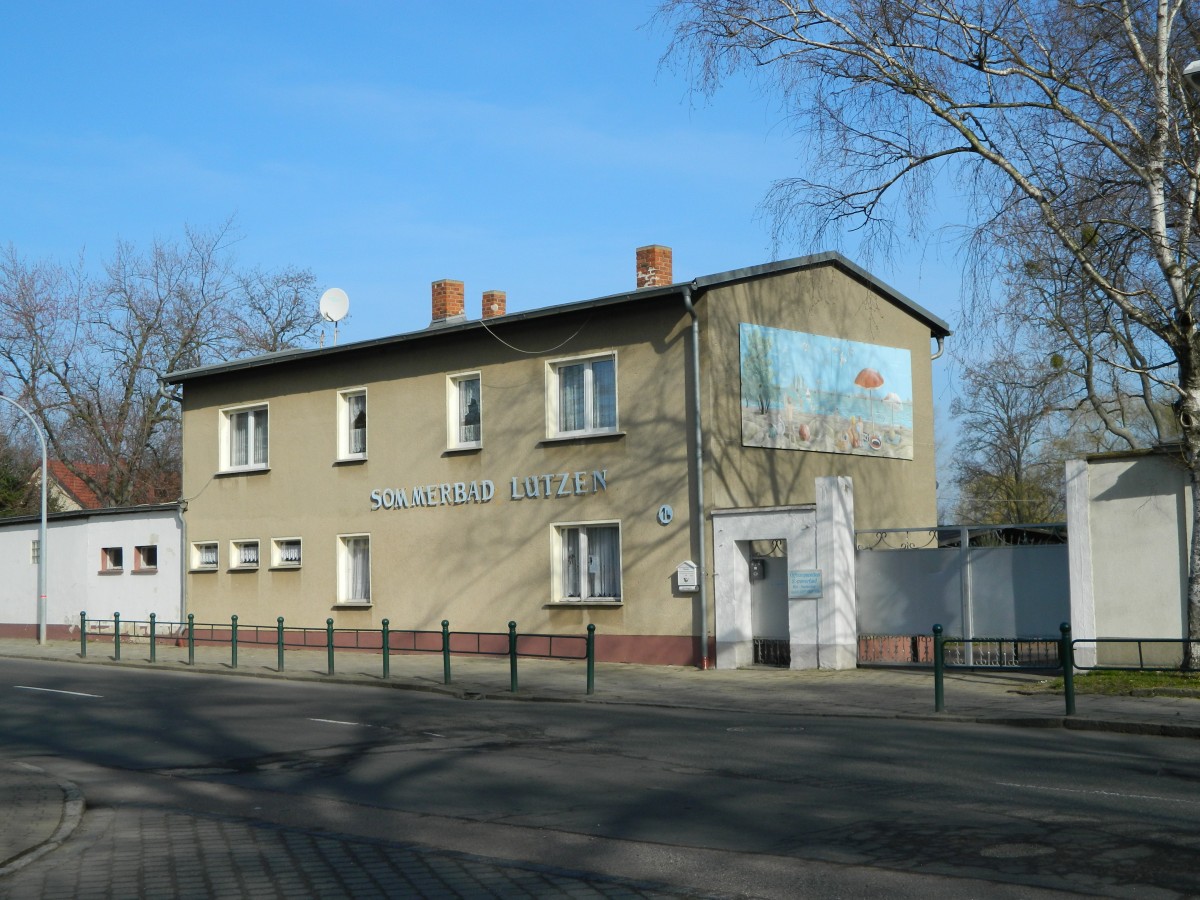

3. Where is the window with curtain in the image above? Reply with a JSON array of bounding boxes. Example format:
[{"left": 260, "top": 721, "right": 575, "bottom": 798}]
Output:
[
  {"left": 273, "top": 538, "right": 302, "bottom": 567},
  {"left": 193, "top": 542, "right": 218, "bottom": 570},
  {"left": 456, "top": 375, "right": 481, "bottom": 445},
  {"left": 557, "top": 523, "right": 621, "bottom": 602},
  {"left": 552, "top": 355, "right": 617, "bottom": 437},
  {"left": 339, "top": 535, "right": 371, "bottom": 603},
  {"left": 349, "top": 393, "right": 367, "bottom": 455},
  {"left": 338, "top": 389, "right": 367, "bottom": 459},
  {"left": 232, "top": 540, "right": 259, "bottom": 568},
  {"left": 224, "top": 405, "right": 268, "bottom": 470}
]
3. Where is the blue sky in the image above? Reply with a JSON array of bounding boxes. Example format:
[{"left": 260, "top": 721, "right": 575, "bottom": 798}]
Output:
[{"left": 0, "top": 2, "right": 965, "bottom": 446}]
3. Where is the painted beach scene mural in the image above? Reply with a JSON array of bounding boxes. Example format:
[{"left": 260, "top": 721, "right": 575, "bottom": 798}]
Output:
[{"left": 740, "top": 323, "right": 914, "bottom": 460}]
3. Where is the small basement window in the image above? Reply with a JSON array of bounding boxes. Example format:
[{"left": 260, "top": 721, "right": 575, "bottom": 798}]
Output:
[
  {"left": 100, "top": 546, "right": 123, "bottom": 573},
  {"left": 134, "top": 545, "right": 158, "bottom": 572}
]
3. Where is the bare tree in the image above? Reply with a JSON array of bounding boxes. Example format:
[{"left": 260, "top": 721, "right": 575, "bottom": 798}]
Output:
[
  {"left": 0, "top": 222, "right": 323, "bottom": 508},
  {"left": 949, "top": 354, "right": 1065, "bottom": 524},
  {"left": 659, "top": 0, "right": 1200, "bottom": 663}
]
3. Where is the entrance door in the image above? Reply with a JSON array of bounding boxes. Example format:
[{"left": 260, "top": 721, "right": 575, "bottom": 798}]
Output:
[
  {"left": 712, "top": 506, "right": 817, "bottom": 669},
  {"left": 749, "top": 545, "right": 790, "bottom": 665}
]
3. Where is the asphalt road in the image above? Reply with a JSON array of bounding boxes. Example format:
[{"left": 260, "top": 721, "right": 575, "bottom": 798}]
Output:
[{"left": 2, "top": 657, "right": 1199, "bottom": 898}]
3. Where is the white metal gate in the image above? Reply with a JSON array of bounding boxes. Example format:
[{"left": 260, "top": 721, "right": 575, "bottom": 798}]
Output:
[{"left": 855, "top": 524, "right": 1069, "bottom": 665}]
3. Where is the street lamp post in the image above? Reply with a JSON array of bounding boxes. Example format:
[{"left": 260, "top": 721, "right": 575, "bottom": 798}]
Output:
[{"left": 0, "top": 394, "right": 47, "bottom": 644}]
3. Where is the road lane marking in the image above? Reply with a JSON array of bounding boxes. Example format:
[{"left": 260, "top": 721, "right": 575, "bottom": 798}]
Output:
[
  {"left": 308, "top": 717, "right": 369, "bottom": 727},
  {"left": 15, "top": 685, "right": 102, "bottom": 698},
  {"left": 997, "top": 781, "right": 1196, "bottom": 805}
]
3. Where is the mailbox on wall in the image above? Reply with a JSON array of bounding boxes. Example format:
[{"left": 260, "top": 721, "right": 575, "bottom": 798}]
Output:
[{"left": 676, "top": 560, "right": 698, "bottom": 592}]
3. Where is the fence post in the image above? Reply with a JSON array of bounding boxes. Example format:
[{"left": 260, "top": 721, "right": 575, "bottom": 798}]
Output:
[
  {"left": 326, "top": 618, "right": 335, "bottom": 676},
  {"left": 149, "top": 613, "right": 157, "bottom": 663},
  {"left": 586, "top": 624, "right": 595, "bottom": 696},
  {"left": 1060, "top": 622, "right": 1076, "bottom": 716},
  {"left": 113, "top": 612, "right": 121, "bottom": 661},
  {"left": 230, "top": 615, "right": 238, "bottom": 669},
  {"left": 381, "top": 619, "right": 390, "bottom": 679},
  {"left": 79, "top": 611, "right": 87, "bottom": 658},
  {"left": 508, "top": 621, "right": 518, "bottom": 693},
  {"left": 933, "top": 624, "right": 945, "bottom": 712},
  {"left": 442, "top": 620, "right": 451, "bottom": 685},
  {"left": 187, "top": 613, "right": 195, "bottom": 666},
  {"left": 277, "top": 617, "right": 285, "bottom": 672}
]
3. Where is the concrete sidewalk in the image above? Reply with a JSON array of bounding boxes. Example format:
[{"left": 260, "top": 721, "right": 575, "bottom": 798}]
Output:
[{"left": 2, "top": 635, "right": 1199, "bottom": 875}]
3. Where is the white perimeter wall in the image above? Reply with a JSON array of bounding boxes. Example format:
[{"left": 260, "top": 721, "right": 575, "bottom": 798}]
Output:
[
  {"left": 1067, "top": 454, "right": 1188, "bottom": 652},
  {"left": 0, "top": 507, "right": 182, "bottom": 629}
]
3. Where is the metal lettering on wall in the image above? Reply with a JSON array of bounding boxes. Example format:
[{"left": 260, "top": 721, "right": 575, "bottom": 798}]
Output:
[{"left": 369, "top": 469, "right": 608, "bottom": 511}]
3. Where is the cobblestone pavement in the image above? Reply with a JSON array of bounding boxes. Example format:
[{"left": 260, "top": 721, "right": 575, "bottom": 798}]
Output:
[{"left": 1, "top": 803, "right": 711, "bottom": 900}]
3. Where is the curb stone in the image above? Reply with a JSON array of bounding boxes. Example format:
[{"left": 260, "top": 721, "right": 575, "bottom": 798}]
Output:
[{"left": 0, "top": 762, "right": 85, "bottom": 877}]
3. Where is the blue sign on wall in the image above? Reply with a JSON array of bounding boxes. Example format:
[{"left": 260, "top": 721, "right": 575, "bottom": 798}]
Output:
[{"left": 788, "top": 569, "right": 823, "bottom": 599}]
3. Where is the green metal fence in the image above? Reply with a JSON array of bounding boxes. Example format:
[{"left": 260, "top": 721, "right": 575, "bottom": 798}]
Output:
[
  {"left": 77, "top": 612, "right": 596, "bottom": 695},
  {"left": 933, "top": 622, "right": 1195, "bottom": 716}
]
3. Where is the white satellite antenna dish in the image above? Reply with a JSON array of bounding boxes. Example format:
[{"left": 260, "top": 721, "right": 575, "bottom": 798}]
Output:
[{"left": 319, "top": 288, "right": 350, "bottom": 346}]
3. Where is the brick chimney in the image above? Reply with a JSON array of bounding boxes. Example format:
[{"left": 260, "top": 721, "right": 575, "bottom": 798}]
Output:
[
  {"left": 482, "top": 290, "right": 507, "bottom": 319},
  {"left": 431, "top": 279, "right": 465, "bottom": 326},
  {"left": 636, "top": 245, "right": 673, "bottom": 288}
]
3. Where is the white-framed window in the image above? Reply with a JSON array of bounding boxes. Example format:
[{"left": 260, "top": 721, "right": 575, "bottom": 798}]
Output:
[
  {"left": 100, "top": 546, "right": 123, "bottom": 573},
  {"left": 134, "top": 545, "right": 158, "bottom": 572},
  {"left": 191, "top": 541, "right": 218, "bottom": 571},
  {"left": 230, "top": 539, "right": 260, "bottom": 570},
  {"left": 447, "top": 372, "right": 482, "bottom": 449},
  {"left": 271, "top": 537, "right": 302, "bottom": 568},
  {"left": 547, "top": 354, "right": 617, "bottom": 438},
  {"left": 337, "top": 534, "right": 371, "bottom": 604},
  {"left": 337, "top": 389, "right": 368, "bottom": 460},
  {"left": 554, "top": 522, "right": 622, "bottom": 603},
  {"left": 220, "top": 403, "right": 269, "bottom": 471}
]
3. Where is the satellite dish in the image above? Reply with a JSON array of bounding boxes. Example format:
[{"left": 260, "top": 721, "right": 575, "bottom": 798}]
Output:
[
  {"left": 320, "top": 288, "right": 350, "bottom": 323},
  {"left": 319, "top": 288, "right": 350, "bottom": 346}
]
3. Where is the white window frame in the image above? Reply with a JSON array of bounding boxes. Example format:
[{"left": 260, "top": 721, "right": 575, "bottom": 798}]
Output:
[
  {"left": 100, "top": 546, "right": 123, "bottom": 574},
  {"left": 447, "top": 371, "right": 482, "bottom": 449},
  {"left": 337, "top": 388, "right": 368, "bottom": 461},
  {"left": 337, "top": 534, "right": 372, "bottom": 605},
  {"left": 134, "top": 544, "right": 158, "bottom": 572},
  {"left": 546, "top": 353, "right": 618, "bottom": 439},
  {"left": 271, "top": 537, "right": 303, "bottom": 569},
  {"left": 219, "top": 402, "right": 269, "bottom": 472},
  {"left": 552, "top": 520, "right": 622, "bottom": 604},
  {"left": 191, "top": 541, "right": 218, "bottom": 571},
  {"left": 230, "top": 539, "right": 260, "bottom": 570}
]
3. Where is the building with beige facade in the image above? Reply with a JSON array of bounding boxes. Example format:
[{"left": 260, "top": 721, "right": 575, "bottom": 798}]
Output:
[{"left": 165, "top": 247, "right": 949, "bottom": 668}]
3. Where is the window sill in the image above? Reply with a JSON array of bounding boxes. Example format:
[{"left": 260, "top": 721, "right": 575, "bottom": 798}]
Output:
[
  {"left": 98, "top": 569, "right": 123, "bottom": 576},
  {"left": 216, "top": 466, "right": 270, "bottom": 478},
  {"left": 443, "top": 444, "right": 482, "bottom": 456},
  {"left": 269, "top": 565, "right": 302, "bottom": 571},
  {"left": 546, "top": 600, "right": 623, "bottom": 608},
  {"left": 334, "top": 601, "right": 373, "bottom": 609},
  {"left": 228, "top": 566, "right": 259, "bottom": 573},
  {"left": 189, "top": 567, "right": 218, "bottom": 574},
  {"left": 333, "top": 457, "right": 367, "bottom": 466},
  {"left": 540, "top": 431, "right": 625, "bottom": 446},
  {"left": 131, "top": 568, "right": 158, "bottom": 575}
]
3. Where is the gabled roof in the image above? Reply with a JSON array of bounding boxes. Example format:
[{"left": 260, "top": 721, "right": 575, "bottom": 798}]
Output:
[
  {"left": 165, "top": 251, "right": 951, "bottom": 386},
  {"left": 45, "top": 461, "right": 104, "bottom": 510}
]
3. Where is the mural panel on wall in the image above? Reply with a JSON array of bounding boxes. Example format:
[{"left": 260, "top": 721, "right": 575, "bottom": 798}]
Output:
[{"left": 740, "top": 324, "right": 914, "bottom": 460}]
